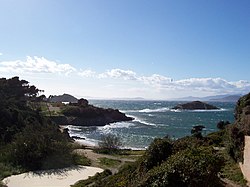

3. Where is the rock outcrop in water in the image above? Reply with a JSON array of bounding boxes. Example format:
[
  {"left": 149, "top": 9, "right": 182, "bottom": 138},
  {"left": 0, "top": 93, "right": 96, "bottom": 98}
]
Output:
[
  {"left": 50, "top": 98, "right": 133, "bottom": 126},
  {"left": 172, "top": 101, "right": 219, "bottom": 110}
]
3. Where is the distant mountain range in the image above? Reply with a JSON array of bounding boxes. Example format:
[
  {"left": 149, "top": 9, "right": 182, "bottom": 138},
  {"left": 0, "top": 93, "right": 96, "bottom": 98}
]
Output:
[
  {"left": 48, "top": 93, "right": 241, "bottom": 103},
  {"left": 172, "top": 94, "right": 242, "bottom": 102}
]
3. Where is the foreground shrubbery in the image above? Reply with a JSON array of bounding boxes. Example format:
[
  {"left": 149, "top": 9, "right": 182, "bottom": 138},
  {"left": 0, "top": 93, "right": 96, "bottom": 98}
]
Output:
[
  {"left": 86, "top": 123, "right": 247, "bottom": 187},
  {"left": 0, "top": 77, "right": 89, "bottom": 180},
  {"left": 141, "top": 146, "right": 224, "bottom": 187},
  {"left": 89, "top": 136, "right": 225, "bottom": 187}
]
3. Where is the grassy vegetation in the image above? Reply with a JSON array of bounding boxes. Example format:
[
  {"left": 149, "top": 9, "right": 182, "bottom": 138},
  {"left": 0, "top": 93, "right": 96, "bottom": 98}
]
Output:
[
  {"left": 220, "top": 150, "right": 247, "bottom": 186},
  {"left": 71, "top": 169, "right": 112, "bottom": 187},
  {"left": 113, "top": 150, "right": 145, "bottom": 160},
  {"left": 0, "top": 162, "right": 25, "bottom": 180},
  {"left": 73, "top": 153, "right": 91, "bottom": 166},
  {"left": 98, "top": 158, "right": 121, "bottom": 167}
]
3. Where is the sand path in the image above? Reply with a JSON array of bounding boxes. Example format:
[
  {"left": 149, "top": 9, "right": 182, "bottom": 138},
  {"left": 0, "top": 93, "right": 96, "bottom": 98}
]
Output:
[
  {"left": 240, "top": 136, "right": 250, "bottom": 186},
  {"left": 2, "top": 166, "right": 103, "bottom": 187}
]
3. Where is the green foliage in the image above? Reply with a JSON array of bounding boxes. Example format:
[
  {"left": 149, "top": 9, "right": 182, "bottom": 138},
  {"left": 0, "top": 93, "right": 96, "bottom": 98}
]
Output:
[
  {"left": 72, "top": 153, "right": 91, "bottom": 166},
  {"left": 99, "top": 162, "right": 138, "bottom": 187},
  {"left": 96, "top": 136, "right": 226, "bottom": 187},
  {"left": 205, "top": 130, "right": 226, "bottom": 147},
  {"left": 172, "top": 136, "right": 205, "bottom": 153},
  {"left": 235, "top": 92, "right": 250, "bottom": 117},
  {"left": 225, "top": 125, "right": 245, "bottom": 162},
  {"left": 191, "top": 125, "right": 205, "bottom": 138},
  {"left": 229, "top": 93, "right": 250, "bottom": 162},
  {"left": 9, "top": 122, "right": 74, "bottom": 170},
  {"left": 220, "top": 151, "right": 247, "bottom": 186},
  {"left": 217, "top": 120, "right": 230, "bottom": 130},
  {"left": 62, "top": 105, "right": 103, "bottom": 118},
  {"left": 0, "top": 76, "right": 80, "bottom": 174},
  {"left": 0, "top": 77, "right": 42, "bottom": 143},
  {"left": 97, "top": 134, "right": 122, "bottom": 154},
  {"left": 139, "top": 137, "right": 173, "bottom": 171},
  {"left": 98, "top": 157, "right": 121, "bottom": 167},
  {"left": 0, "top": 162, "right": 24, "bottom": 180},
  {"left": 71, "top": 169, "right": 112, "bottom": 187},
  {"left": 142, "top": 146, "right": 224, "bottom": 187}
]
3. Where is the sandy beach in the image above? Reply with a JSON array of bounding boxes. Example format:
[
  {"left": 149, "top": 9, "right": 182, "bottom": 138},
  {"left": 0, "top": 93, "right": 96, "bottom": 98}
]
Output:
[{"left": 2, "top": 165, "right": 103, "bottom": 187}]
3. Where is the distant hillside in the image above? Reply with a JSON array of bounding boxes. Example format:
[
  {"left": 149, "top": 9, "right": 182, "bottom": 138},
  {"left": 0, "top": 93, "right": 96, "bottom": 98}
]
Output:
[
  {"left": 209, "top": 95, "right": 241, "bottom": 102},
  {"left": 172, "top": 94, "right": 241, "bottom": 102},
  {"left": 49, "top": 94, "right": 78, "bottom": 103}
]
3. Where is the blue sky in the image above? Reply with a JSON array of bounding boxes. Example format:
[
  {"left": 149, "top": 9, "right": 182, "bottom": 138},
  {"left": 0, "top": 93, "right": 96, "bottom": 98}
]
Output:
[{"left": 0, "top": 0, "right": 250, "bottom": 99}]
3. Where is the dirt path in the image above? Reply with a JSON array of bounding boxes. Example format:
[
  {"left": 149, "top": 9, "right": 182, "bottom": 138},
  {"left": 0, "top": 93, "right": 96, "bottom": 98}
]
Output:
[
  {"left": 75, "top": 149, "right": 136, "bottom": 174},
  {"left": 240, "top": 136, "right": 250, "bottom": 186}
]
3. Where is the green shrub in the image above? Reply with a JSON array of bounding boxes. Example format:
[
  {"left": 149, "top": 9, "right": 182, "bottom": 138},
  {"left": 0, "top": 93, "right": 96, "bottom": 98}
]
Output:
[
  {"left": 72, "top": 153, "right": 91, "bottom": 166},
  {"left": 139, "top": 137, "right": 173, "bottom": 171},
  {"left": 97, "top": 134, "right": 122, "bottom": 154},
  {"left": 71, "top": 169, "right": 112, "bottom": 187},
  {"left": 98, "top": 157, "right": 121, "bottom": 167},
  {"left": 142, "top": 146, "right": 224, "bottom": 187},
  {"left": 10, "top": 123, "right": 74, "bottom": 170}
]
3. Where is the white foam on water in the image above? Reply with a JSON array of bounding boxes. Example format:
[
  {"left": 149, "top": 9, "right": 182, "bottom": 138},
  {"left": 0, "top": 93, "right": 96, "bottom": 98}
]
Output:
[
  {"left": 75, "top": 138, "right": 98, "bottom": 147},
  {"left": 98, "top": 121, "right": 135, "bottom": 130},
  {"left": 139, "top": 107, "right": 170, "bottom": 113},
  {"left": 186, "top": 108, "right": 228, "bottom": 112}
]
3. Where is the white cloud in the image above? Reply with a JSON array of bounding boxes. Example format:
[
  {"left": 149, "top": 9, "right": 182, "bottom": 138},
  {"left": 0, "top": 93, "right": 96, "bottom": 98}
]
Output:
[
  {"left": 0, "top": 56, "right": 76, "bottom": 75},
  {"left": 85, "top": 68, "right": 250, "bottom": 95},
  {"left": 139, "top": 74, "right": 173, "bottom": 87},
  {"left": 98, "top": 69, "right": 137, "bottom": 80},
  {"left": 0, "top": 53, "right": 3, "bottom": 56},
  {"left": 0, "top": 56, "right": 249, "bottom": 98},
  {"left": 78, "top": 69, "right": 96, "bottom": 77}
]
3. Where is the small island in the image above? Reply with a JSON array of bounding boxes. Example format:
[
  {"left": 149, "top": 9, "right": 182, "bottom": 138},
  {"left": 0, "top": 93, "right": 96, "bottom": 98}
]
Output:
[{"left": 172, "top": 101, "right": 219, "bottom": 110}]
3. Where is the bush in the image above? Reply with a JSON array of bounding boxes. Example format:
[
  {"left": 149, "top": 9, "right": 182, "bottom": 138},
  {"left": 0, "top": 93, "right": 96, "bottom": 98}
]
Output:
[
  {"left": 71, "top": 169, "right": 112, "bottom": 187},
  {"left": 139, "top": 137, "right": 173, "bottom": 171},
  {"left": 217, "top": 120, "right": 230, "bottom": 130},
  {"left": 10, "top": 123, "right": 74, "bottom": 170},
  {"left": 97, "top": 134, "right": 122, "bottom": 154},
  {"left": 142, "top": 146, "right": 224, "bottom": 187}
]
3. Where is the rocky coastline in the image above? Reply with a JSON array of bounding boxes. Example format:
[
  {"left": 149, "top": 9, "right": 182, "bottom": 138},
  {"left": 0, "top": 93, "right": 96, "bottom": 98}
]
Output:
[{"left": 50, "top": 98, "right": 133, "bottom": 126}]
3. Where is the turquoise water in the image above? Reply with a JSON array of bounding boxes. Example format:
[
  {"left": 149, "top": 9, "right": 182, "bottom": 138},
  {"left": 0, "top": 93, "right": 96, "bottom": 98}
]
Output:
[{"left": 67, "top": 100, "right": 235, "bottom": 149}]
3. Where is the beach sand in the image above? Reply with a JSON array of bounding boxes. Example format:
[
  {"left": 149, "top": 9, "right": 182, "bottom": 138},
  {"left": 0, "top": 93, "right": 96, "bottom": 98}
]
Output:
[{"left": 2, "top": 165, "right": 103, "bottom": 187}]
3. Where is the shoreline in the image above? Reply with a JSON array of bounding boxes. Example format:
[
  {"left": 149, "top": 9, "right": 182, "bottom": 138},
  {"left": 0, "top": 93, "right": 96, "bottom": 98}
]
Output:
[
  {"left": 74, "top": 139, "right": 147, "bottom": 151},
  {"left": 61, "top": 124, "right": 147, "bottom": 151}
]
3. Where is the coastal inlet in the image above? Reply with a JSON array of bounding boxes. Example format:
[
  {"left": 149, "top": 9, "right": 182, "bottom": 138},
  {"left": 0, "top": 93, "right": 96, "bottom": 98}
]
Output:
[{"left": 65, "top": 100, "right": 235, "bottom": 149}]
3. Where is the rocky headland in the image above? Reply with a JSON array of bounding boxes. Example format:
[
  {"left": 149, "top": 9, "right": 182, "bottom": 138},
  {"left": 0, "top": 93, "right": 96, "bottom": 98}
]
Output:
[
  {"left": 172, "top": 101, "right": 219, "bottom": 110},
  {"left": 50, "top": 98, "right": 133, "bottom": 126}
]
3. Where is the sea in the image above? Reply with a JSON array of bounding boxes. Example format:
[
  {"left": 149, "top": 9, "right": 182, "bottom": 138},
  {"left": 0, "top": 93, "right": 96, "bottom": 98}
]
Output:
[{"left": 66, "top": 100, "right": 236, "bottom": 149}]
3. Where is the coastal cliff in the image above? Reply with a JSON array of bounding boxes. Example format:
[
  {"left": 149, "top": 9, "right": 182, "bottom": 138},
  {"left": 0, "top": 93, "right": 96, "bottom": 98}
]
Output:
[
  {"left": 172, "top": 101, "right": 219, "bottom": 110},
  {"left": 50, "top": 98, "right": 133, "bottom": 126}
]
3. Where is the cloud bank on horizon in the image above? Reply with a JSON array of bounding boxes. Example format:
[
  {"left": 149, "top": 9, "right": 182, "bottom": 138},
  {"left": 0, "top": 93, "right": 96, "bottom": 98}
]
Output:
[{"left": 0, "top": 56, "right": 249, "bottom": 99}]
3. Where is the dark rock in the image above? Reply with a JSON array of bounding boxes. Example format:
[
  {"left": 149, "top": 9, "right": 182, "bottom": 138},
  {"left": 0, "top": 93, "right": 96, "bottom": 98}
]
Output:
[
  {"left": 172, "top": 101, "right": 219, "bottom": 110},
  {"left": 71, "top": 136, "right": 85, "bottom": 140}
]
